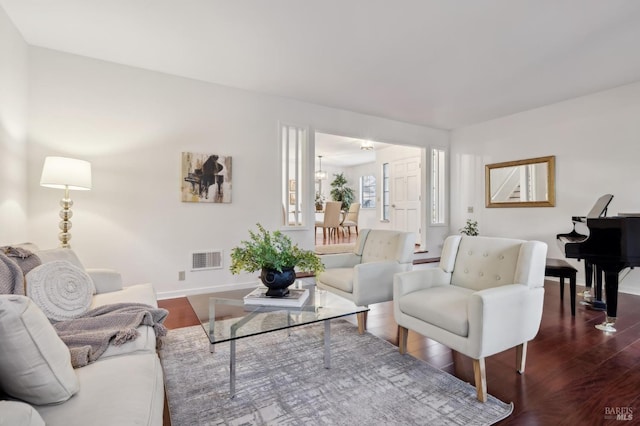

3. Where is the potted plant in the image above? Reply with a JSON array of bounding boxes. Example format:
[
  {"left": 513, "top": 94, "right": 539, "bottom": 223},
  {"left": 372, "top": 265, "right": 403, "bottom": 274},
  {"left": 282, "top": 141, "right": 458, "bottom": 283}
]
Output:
[
  {"left": 315, "top": 192, "right": 325, "bottom": 211},
  {"left": 330, "top": 173, "right": 355, "bottom": 211},
  {"left": 230, "top": 223, "right": 324, "bottom": 297},
  {"left": 459, "top": 219, "right": 479, "bottom": 236}
]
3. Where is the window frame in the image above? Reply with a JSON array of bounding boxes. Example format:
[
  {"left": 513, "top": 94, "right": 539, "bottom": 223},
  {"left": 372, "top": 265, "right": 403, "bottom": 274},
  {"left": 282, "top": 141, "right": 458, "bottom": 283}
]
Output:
[
  {"left": 430, "top": 146, "right": 448, "bottom": 226},
  {"left": 280, "top": 123, "right": 308, "bottom": 228},
  {"left": 359, "top": 175, "right": 376, "bottom": 209},
  {"left": 381, "top": 162, "right": 390, "bottom": 221}
]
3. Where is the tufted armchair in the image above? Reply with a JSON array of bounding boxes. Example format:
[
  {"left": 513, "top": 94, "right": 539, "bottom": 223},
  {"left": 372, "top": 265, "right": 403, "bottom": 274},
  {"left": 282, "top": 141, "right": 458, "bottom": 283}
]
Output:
[
  {"left": 316, "top": 229, "right": 415, "bottom": 333},
  {"left": 394, "top": 235, "right": 547, "bottom": 402}
]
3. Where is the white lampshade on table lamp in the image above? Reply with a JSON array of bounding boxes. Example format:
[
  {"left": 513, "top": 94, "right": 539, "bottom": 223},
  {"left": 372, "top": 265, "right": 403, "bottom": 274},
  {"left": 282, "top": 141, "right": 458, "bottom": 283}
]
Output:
[{"left": 40, "top": 156, "right": 92, "bottom": 248}]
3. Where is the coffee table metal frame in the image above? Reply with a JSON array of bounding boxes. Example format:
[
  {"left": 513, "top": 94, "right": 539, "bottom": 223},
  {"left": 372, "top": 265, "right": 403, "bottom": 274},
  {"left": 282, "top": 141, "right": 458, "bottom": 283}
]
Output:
[{"left": 190, "top": 283, "right": 368, "bottom": 398}]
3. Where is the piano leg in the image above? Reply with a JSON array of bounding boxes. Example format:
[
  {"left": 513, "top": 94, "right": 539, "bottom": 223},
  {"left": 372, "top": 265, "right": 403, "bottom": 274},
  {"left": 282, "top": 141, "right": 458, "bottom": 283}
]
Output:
[
  {"left": 595, "top": 265, "right": 602, "bottom": 299},
  {"left": 591, "top": 266, "right": 607, "bottom": 311},
  {"left": 581, "top": 261, "right": 593, "bottom": 304},
  {"left": 595, "top": 270, "right": 619, "bottom": 333}
]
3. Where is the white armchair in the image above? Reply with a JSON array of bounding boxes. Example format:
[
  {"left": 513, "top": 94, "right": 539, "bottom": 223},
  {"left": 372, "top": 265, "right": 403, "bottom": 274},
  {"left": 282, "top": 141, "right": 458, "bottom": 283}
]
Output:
[
  {"left": 394, "top": 235, "right": 547, "bottom": 402},
  {"left": 316, "top": 229, "right": 415, "bottom": 333}
]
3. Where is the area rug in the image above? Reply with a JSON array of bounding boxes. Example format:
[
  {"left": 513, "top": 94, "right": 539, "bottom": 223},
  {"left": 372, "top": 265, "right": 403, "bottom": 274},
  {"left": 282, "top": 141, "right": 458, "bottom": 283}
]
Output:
[
  {"left": 159, "top": 321, "right": 513, "bottom": 425},
  {"left": 314, "top": 243, "right": 355, "bottom": 255}
]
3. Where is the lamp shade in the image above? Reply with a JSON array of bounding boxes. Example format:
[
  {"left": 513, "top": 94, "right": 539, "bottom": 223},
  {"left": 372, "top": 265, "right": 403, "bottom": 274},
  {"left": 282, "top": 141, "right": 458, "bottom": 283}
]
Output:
[{"left": 40, "top": 156, "right": 92, "bottom": 190}]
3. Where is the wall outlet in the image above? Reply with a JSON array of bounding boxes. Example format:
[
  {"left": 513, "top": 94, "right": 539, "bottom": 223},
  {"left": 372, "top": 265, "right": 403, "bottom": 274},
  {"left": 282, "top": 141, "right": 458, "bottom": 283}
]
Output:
[
  {"left": 467, "top": 206, "right": 474, "bottom": 213},
  {"left": 178, "top": 271, "right": 185, "bottom": 281}
]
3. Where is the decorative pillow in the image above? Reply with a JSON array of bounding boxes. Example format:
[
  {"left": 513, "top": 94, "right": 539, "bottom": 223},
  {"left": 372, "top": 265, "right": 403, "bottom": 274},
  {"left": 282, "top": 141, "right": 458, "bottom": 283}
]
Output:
[
  {"left": 26, "top": 261, "right": 95, "bottom": 322},
  {"left": 34, "top": 248, "right": 95, "bottom": 295},
  {"left": 32, "top": 248, "right": 85, "bottom": 270},
  {"left": 0, "top": 400, "right": 46, "bottom": 426},
  {"left": 0, "top": 295, "right": 80, "bottom": 405}
]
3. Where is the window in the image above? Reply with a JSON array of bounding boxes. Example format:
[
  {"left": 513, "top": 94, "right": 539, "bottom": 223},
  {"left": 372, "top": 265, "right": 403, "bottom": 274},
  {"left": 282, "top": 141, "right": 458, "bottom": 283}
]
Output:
[
  {"left": 360, "top": 175, "right": 376, "bottom": 208},
  {"left": 281, "top": 124, "right": 307, "bottom": 227},
  {"left": 431, "top": 148, "right": 447, "bottom": 225},
  {"left": 382, "top": 163, "right": 390, "bottom": 221}
]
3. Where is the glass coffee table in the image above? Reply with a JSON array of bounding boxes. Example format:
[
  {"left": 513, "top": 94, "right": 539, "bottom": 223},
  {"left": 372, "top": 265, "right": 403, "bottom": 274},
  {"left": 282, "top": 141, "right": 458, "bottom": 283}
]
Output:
[{"left": 187, "top": 281, "right": 368, "bottom": 398}]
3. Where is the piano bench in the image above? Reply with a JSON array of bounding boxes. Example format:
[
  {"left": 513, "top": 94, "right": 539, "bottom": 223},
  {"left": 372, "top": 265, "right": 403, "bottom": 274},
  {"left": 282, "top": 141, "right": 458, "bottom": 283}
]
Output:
[{"left": 545, "top": 258, "right": 578, "bottom": 316}]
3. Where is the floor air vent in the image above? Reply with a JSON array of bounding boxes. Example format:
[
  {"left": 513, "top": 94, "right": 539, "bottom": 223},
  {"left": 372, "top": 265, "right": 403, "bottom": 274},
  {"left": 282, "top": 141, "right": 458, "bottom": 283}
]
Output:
[{"left": 191, "top": 250, "right": 222, "bottom": 271}]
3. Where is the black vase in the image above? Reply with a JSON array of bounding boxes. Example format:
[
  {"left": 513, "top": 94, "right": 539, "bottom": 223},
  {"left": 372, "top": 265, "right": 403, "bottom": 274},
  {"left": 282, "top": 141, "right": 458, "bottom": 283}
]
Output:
[{"left": 260, "top": 267, "right": 296, "bottom": 297}]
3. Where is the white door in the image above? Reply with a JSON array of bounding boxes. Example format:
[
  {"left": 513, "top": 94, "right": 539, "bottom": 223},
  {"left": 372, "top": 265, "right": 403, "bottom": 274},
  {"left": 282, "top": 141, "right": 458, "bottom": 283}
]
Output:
[{"left": 390, "top": 157, "right": 421, "bottom": 240}]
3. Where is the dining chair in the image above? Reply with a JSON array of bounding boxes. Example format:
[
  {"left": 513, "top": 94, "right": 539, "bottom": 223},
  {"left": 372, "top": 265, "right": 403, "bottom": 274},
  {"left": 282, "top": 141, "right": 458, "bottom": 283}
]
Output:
[
  {"left": 341, "top": 203, "right": 360, "bottom": 235},
  {"left": 315, "top": 201, "right": 342, "bottom": 241}
]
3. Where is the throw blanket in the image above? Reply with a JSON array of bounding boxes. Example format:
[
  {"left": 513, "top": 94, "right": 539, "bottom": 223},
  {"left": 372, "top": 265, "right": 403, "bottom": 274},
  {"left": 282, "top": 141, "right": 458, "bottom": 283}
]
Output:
[
  {"left": 0, "top": 246, "right": 42, "bottom": 295},
  {"left": 0, "top": 252, "right": 25, "bottom": 295},
  {"left": 54, "top": 303, "right": 169, "bottom": 368},
  {"left": 1, "top": 246, "right": 42, "bottom": 276}
]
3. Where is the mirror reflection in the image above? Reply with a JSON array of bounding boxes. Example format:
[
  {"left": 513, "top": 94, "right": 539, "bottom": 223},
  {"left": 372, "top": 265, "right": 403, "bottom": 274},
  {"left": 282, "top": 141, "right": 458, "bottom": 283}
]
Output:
[{"left": 485, "top": 156, "right": 555, "bottom": 208}]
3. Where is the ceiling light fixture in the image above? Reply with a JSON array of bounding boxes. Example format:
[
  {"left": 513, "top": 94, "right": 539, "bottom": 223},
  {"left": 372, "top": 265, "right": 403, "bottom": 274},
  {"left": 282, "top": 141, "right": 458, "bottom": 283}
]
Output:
[
  {"left": 360, "top": 140, "right": 374, "bottom": 150},
  {"left": 315, "top": 155, "right": 327, "bottom": 180}
]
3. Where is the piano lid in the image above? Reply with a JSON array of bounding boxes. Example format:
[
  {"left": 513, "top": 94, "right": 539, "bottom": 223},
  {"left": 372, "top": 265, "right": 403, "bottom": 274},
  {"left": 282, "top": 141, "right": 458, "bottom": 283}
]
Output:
[
  {"left": 587, "top": 194, "right": 614, "bottom": 218},
  {"left": 559, "top": 194, "right": 614, "bottom": 249}
]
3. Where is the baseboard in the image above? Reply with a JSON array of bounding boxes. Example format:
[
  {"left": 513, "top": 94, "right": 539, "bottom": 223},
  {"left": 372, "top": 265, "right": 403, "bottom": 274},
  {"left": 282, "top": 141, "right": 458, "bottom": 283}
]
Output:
[{"left": 157, "top": 281, "right": 257, "bottom": 300}]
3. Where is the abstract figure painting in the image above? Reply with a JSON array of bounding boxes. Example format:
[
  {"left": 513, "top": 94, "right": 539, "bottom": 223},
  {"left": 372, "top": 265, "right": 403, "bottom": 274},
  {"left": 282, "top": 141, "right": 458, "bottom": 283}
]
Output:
[{"left": 181, "top": 152, "right": 232, "bottom": 203}]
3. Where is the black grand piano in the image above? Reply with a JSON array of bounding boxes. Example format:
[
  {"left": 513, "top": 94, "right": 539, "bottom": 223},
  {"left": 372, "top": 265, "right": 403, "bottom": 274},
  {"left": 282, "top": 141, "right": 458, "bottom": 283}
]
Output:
[{"left": 558, "top": 194, "right": 640, "bottom": 332}]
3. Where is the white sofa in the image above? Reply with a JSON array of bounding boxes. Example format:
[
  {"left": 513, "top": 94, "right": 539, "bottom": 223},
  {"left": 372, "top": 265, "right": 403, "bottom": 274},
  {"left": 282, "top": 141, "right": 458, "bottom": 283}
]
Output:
[{"left": 0, "top": 246, "right": 164, "bottom": 426}]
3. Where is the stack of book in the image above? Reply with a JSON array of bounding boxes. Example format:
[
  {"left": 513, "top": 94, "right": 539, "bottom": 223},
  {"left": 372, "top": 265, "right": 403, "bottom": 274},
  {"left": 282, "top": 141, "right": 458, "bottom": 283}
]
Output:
[{"left": 243, "top": 287, "right": 310, "bottom": 307}]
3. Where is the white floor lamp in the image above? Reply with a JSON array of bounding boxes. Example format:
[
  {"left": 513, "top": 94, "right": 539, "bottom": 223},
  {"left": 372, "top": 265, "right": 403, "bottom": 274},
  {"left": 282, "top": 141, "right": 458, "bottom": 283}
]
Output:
[{"left": 40, "top": 156, "right": 92, "bottom": 248}]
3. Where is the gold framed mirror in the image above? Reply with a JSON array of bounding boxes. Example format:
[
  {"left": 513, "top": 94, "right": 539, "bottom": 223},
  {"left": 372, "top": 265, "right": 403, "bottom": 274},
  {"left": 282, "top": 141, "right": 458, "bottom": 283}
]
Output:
[{"left": 485, "top": 155, "right": 555, "bottom": 208}]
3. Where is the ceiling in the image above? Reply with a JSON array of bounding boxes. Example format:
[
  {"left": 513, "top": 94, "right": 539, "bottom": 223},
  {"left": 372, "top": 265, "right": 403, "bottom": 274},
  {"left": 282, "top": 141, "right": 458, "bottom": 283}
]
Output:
[
  {"left": 2, "top": 1, "right": 640, "bottom": 131},
  {"left": 315, "top": 133, "right": 393, "bottom": 167}
]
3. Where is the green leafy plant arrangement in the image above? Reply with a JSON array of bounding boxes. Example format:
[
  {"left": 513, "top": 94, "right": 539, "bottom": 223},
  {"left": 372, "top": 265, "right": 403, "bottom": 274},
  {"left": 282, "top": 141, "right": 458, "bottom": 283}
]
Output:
[
  {"left": 330, "top": 172, "right": 355, "bottom": 211},
  {"left": 230, "top": 223, "right": 324, "bottom": 275},
  {"left": 459, "top": 219, "right": 479, "bottom": 236},
  {"left": 315, "top": 191, "right": 325, "bottom": 210}
]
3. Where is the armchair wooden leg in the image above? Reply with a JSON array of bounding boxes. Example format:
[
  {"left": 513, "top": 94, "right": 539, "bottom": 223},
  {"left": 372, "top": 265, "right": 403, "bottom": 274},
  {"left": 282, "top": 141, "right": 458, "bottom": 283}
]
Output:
[
  {"left": 398, "top": 326, "right": 408, "bottom": 354},
  {"left": 516, "top": 342, "right": 528, "bottom": 374},
  {"left": 356, "top": 311, "right": 368, "bottom": 334},
  {"left": 472, "top": 358, "right": 488, "bottom": 403}
]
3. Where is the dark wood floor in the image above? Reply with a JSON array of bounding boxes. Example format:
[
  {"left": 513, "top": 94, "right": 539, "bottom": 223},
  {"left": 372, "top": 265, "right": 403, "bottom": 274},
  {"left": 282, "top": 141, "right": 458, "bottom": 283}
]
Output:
[
  {"left": 160, "top": 231, "right": 640, "bottom": 424},
  {"left": 159, "top": 280, "right": 640, "bottom": 425},
  {"left": 159, "top": 281, "right": 640, "bottom": 425}
]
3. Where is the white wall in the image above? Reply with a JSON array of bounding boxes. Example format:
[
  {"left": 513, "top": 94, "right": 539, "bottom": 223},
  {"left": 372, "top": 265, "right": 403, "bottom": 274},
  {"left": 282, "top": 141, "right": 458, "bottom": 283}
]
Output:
[
  {"left": 26, "top": 47, "right": 449, "bottom": 298},
  {"left": 451, "top": 81, "right": 640, "bottom": 294},
  {"left": 0, "top": 7, "right": 28, "bottom": 243}
]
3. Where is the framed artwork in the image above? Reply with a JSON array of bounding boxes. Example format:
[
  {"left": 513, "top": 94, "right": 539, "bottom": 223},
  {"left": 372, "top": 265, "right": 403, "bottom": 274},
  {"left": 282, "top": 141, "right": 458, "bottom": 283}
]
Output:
[
  {"left": 289, "top": 192, "right": 296, "bottom": 205},
  {"left": 289, "top": 179, "right": 296, "bottom": 191},
  {"left": 181, "top": 152, "right": 232, "bottom": 203}
]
